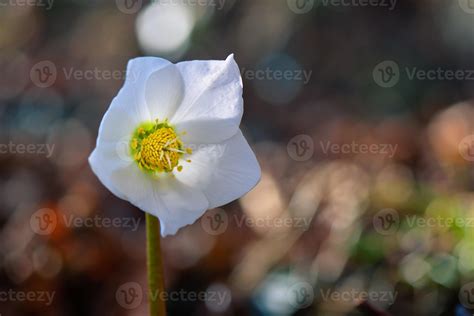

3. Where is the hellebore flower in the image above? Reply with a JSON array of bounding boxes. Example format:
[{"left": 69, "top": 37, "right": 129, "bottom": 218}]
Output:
[{"left": 89, "top": 54, "right": 261, "bottom": 236}]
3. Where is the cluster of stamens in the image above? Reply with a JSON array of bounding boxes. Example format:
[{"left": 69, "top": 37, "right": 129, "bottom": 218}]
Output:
[{"left": 130, "top": 120, "right": 191, "bottom": 174}]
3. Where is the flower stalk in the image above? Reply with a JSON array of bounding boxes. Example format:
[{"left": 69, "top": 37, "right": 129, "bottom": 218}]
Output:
[{"left": 146, "top": 213, "right": 166, "bottom": 316}]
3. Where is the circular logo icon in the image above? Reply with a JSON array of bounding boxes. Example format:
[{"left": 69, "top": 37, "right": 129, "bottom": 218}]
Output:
[
  {"left": 287, "top": 134, "right": 314, "bottom": 162},
  {"left": 30, "top": 60, "right": 57, "bottom": 88},
  {"left": 30, "top": 208, "right": 57, "bottom": 235},
  {"left": 116, "top": 136, "right": 134, "bottom": 163},
  {"left": 200, "top": 208, "right": 228, "bottom": 236},
  {"left": 459, "top": 135, "right": 474, "bottom": 162},
  {"left": 287, "top": 0, "right": 315, "bottom": 14},
  {"left": 373, "top": 208, "right": 400, "bottom": 235},
  {"left": 459, "top": 282, "right": 474, "bottom": 309},
  {"left": 373, "top": 60, "right": 400, "bottom": 88},
  {"left": 459, "top": 0, "right": 474, "bottom": 14},
  {"left": 116, "top": 282, "right": 143, "bottom": 310},
  {"left": 287, "top": 282, "right": 314, "bottom": 309},
  {"left": 116, "top": 0, "right": 143, "bottom": 14}
]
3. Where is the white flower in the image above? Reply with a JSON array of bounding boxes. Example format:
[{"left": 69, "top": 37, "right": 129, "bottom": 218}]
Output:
[{"left": 89, "top": 54, "right": 261, "bottom": 236}]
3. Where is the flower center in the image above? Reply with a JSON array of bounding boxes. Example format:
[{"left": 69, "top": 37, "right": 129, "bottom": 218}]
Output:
[{"left": 130, "top": 120, "right": 190, "bottom": 174}]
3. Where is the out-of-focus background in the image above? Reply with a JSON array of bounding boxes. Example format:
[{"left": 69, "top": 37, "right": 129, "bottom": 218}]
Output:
[{"left": 2, "top": 0, "right": 474, "bottom": 315}]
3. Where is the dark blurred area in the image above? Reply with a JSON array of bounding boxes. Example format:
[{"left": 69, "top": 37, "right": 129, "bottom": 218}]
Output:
[{"left": 2, "top": 0, "right": 474, "bottom": 315}]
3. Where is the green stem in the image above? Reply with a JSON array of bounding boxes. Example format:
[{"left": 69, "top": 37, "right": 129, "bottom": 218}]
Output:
[{"left": 146, "top": 213, "right": 166, "bottom": 316}]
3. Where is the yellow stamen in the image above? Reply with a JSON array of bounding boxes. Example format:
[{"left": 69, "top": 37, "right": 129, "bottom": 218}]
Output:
[{"left": 130, "top": 120, "right": 192, "bottom": 174}]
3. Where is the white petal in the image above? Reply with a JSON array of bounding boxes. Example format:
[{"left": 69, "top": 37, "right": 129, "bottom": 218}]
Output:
[
  {"left": 171, "top": 54, "right": 243, "bottom": 144},
  {"left": 96, "top": 57, "right": 173, "bottom": 145},
  {"left": 110, "top": 166, "right": 209, "bottom": 236},
  {"left": 174, "top": 130, "right": 261, "bottom": 208},
  {"left": 96, "top": 82, "right": 147, "bottom": 145},
  {"left": 125, "top": 56, "right": 172, "bottom": 111},
  {"left": 89, "top": 143, "right": 209, "bottom": 236},
  {"left": 88, "top": 144, "right": 131, "bottom": 201},
  {"left": 145, "top": 64, "right": 184, "bottom": 120},
  {"left": 151, "top": 179, "right": 209, "bottom": 236}
]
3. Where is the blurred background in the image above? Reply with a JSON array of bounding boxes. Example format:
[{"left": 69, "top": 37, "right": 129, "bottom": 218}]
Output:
[{"left": 2, "top": 0, "right": 474, "bottom": 315}]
